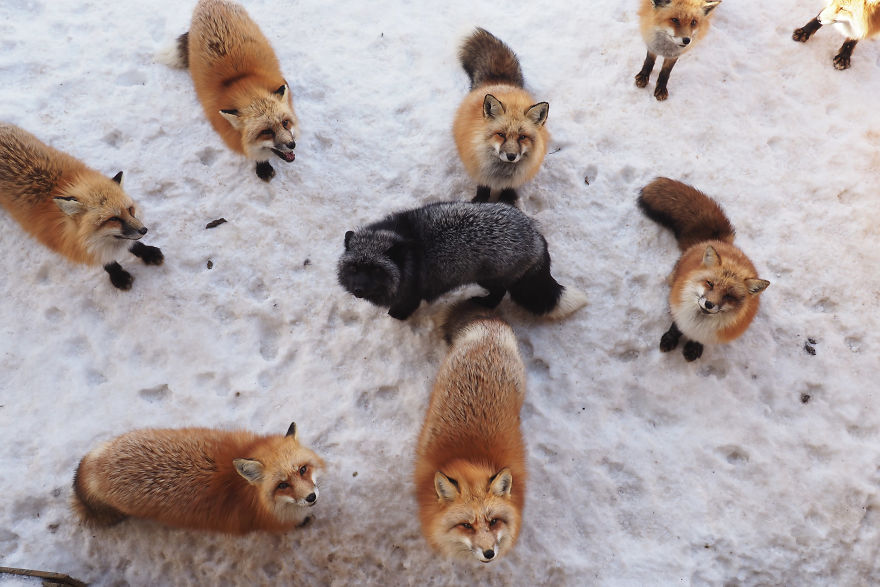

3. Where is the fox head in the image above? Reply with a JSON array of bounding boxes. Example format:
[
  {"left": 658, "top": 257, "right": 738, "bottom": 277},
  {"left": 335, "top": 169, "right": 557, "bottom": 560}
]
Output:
[
  {"left": 54, "top": 170, "right": 147, "bottom": 265},
  {"left": 426, "top": 462, "right": 522, "bottom": 563},
  {"left": 482, "top": 94, "right": 548, "bottom": 165},
  {"left": 233, "top": 422, "right": 325, "bottom": 524},
  {"left": 649, "top": 0, "right": 721, "bottom": 48},
  {"left": 685, "top": 245, "right": 769, "bottom": 316},
  {"left": 220, "top": 83, "right": 298, "bottom": 163},
  {"left": 337, "top": 229, "right": 407, "bottom": 307},
  {"left": 819, "top": 0, "right": 868, "bottom": 38}
]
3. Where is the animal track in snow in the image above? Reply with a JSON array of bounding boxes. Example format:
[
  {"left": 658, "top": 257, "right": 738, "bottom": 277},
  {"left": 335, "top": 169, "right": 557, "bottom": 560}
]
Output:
[
  {"left": 138, "top": 383, "right": 170, "bottom": 403},
  {"left": 718, "top": 445, "right": 749, "bottom": 465},
  {"left": 115, "top": 70, "right": 147, "bottom": 86},
  {"left": 197, "top": 147, "right": 220, "bottom": 166}
]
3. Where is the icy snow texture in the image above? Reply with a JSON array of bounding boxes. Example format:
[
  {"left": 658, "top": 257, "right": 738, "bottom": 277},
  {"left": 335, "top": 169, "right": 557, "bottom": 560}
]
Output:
[{"left": 1, "top": 0, "right": 879, "bottom": 585}]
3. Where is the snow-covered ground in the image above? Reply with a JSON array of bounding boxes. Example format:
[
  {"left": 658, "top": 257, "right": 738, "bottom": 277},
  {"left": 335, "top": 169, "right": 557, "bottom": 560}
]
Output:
[{"left": 1, "top": 0, "right": 879, "bottom": 584}]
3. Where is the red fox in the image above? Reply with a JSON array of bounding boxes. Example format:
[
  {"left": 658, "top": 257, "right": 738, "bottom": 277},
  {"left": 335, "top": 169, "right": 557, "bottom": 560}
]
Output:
[
  {"left": 415, "top": 302, "right": 526, "bottom": 562},
  {"left": 635, "top": 0, "right": 722, "bottom": 101},
  {"left": 0, "top": 123, "right": 163, "bottom": 290},
  {"left": 72, "top": 422, "right": 325, "bottom": 533},
  {"left": 453, "top": 28, "right": 549, "bottom": 204},
  {"left": 168, "top": 0, "right": 298, "bottom": 182},
  {"left": 638, "top": 178, "right": 769, "bottom": 361},
  {"left": 793, "top": 0, "right": 880, "bottom": 69}
]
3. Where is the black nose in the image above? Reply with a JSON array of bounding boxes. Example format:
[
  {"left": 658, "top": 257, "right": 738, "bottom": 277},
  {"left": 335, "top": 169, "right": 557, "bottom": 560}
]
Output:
[
  {"left": 483, "top": 549, "right": 495, "bottom": 559},
  {"left": 138, "top": 226, "right": 148, "bottom": 235},
  {"left": 683, "top": 37, "right": 691, "bottom": 45},
  {"left": 353, "top": 287, "right": 364, "bottom": 297},
  {"left": 505, "top": 153, "right": 516, "bottom": 161},
  {"left": 306, "top": 493, "right": 316, "bottom": 503},
  {"left": 704, "top": 300, "right": 714, "bottom": 309},
  {"left": 287, "top": 140, "right": 296, "bottom": 149}
]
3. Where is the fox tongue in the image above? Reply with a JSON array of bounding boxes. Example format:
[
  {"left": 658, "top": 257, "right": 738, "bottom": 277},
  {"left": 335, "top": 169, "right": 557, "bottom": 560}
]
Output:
[{"left": 282, "top": 151, "right": 295, "bottom": 162}]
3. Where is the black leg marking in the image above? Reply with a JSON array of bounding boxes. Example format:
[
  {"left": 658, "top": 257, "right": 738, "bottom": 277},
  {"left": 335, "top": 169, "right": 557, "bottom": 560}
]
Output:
[
  {"left": 498, "top": 188, "right": 518, "bottom": 206},
  {"left": 654, "top": 58, "right": 677, "bottom": 101},
  {"left": 471, "top": 282, "right": 507, "bottom": 308},
  {"left": 659, "top": 322, "right": 682, "bottom": 352},
  {"left": 792, "top": 16, "right": 822, "bottom": 42},
  {"left": 472, "top": 186, "right": 491, "bottom": 203},
  {"left": 297, "top": 515, "right": 314, "bottom": 528},
  {"left": 834, "top": 39, "right": 858, "bottom": 70},
  {"left": 388, "top": 295, "right": 421, "bottom": 320},
  {"left": 130, "top": 241, "right": 164, "bottom": 266},
  {"left": 635, "top": 51, "right": 656, "bottom": 88},
  {"left": 256, "top": 161, "right": 275, "bottom": 182},
  {"left": 683, "top": 340, "right": 704, "bottom": 362},
  {"left": 104, "top": 262, "right": 133, "bottom": 290}
]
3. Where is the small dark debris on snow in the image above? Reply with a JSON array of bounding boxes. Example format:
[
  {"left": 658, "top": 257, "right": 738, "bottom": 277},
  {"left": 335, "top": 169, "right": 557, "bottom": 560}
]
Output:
[
  {"left": 206, "top": 260, "right": 213, "bottom": 270},
  {"left": 808, "top": 337, "right": 817, "bottom": 345},
  {"left": 584, "top": 176, "right": 590, "bottom": 185},
  {"left": 801, "top": 393, "right": 811, "bottom": 404},
  {"left": 352, "top": 471, "right": 358, "bottom": 477},
  {"left": 804, "top": 340, "right": 816, "bottom": 355},
  {"left": 205, "top": 218, "right": 227, "bottom": 229},
  {"left": 303, "top": 258, "right": 311, "bottom": 267}
]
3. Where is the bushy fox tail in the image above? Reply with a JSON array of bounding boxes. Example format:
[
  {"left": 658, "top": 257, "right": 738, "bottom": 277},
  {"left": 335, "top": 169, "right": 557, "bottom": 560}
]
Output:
[
  {"left": 71, "top": 458, "right": 127, "bottom": 527},
  {"left": 638, "top": 177, "right": 735, "bottom": 251},
  {"left": 441, "top": 300, "right": 504, "bottom": 345},
  {"left": 459, "top": 28, "right": 524, "bottom": 90},
  {"left": 156, "top": 32, "right": 189, "bottom": 69}
]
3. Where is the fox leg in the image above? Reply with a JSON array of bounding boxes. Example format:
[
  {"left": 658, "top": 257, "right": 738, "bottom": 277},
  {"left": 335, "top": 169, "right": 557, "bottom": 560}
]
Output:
[
  {"left": 472, "top": 281, "right": 507, "bottom": 308},
  {"left": 654, "top": 58, "right": 677, "bottom": 101},
  {"left": 498, "top": 188, "right": 518, "bottom": 205},
  {"left": 256, "top": 161, "right": 275, "bottom": 182},
  {"left": 682, "top": 340, "right": 704, "bottom": 361},
  {"left": 635, "top": 51, "right": 656, "bottom": 88},
  {"left": 792, "top": 16, "right": 822, "bottom": 42},
  {"left": 130, "top": 241, "right": 164, "bottom": 266},
  {"left": 104, "top": 262, "right": 133, "bottom": 290},
  {"left": 833, "top": 39, "right": 858, "bottom": 70},
  {"left": 472, "top": 186, "right": 491, "bottom": 203},
  {"left": 659, "top": 322, "right": 682, "bottom": 352}
]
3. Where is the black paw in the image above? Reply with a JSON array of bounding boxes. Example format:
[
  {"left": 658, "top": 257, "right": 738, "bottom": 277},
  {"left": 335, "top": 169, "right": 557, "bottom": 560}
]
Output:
[
  {"left": 833, "top": 53, "right": 852, "bottom": 70},
  {"left": 472, "top": 186, "right": 491, "bottom": 203},
  {"left": 256, "top": 161, "right": 275, "bottom": 182},
  {"left": 297, "top": 515, "right": 314, "bottom": 528},
  {"left": 130, "top": 242, "right": 164, "bottom": 265},
  {"left": 634, "top": 72, "right": 649, "bottom": 88},
  {"left": 654, "top": 85, "right": 669, "bottom": 101},
  {"left": 104, "top": 262, "right": 133, "bottom": 290},
  {"left": 792, "top": 28, "right": 811, "bottom": 42},
  {"left": 659, "top": 324, "right": 681, "bottom": 352},
  {"left": 683, "top": 341, "right": 704, "bottom": 362},
  {"left": 388, "top": 306, "right": 414, "bottom": 320},
  {"left": 498, "top": 189, "right": 518, "bottom": 205}
]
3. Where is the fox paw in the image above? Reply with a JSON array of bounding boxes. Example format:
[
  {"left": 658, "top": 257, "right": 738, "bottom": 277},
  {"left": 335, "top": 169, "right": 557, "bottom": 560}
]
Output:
[
  {"left": 256, "top": 161, "right": 275, "bottom": 182},
  {"left": 833, "top": 54, "right": 852, "bottom": 70},
  {"left": 659, "top": 324, "right": 682, "bottom": 352},
  {"left": 792, "top": 28, "right": 811, "bottom": 42},
  {"left": 654, "top": 86, "right": 669, "bottom": 101},
  {"left": 682, "top": 341, "right": 703, "bottom": 362},
  {"left": 130, "top": 242, "right": 164, "bottom": 265},
  {"left": 104, "top": 262, "right": 133, "bottom": 291},
  {"left": 634, "top": 72, "right": 649, "bottom": 88}
]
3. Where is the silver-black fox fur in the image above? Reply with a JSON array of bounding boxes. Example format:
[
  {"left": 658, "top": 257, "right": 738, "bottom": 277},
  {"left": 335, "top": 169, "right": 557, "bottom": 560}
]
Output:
[{"left": 337, "top": 202, "right": 584, "bottom": 320}]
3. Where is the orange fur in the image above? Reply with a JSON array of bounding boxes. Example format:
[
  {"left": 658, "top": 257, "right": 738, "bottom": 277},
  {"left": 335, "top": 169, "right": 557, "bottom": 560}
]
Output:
[
  {"left": 0, "top": 123, "right": 154, "bottom": 268},
  {"left": 415, "top": 303, "right": 526, "bottom": 562},
  {"left": 72, "top": 424, "right": 325, "bottom": 534},
  {"left": 820, "top": 0, "right": 880, "bottom": 39}
]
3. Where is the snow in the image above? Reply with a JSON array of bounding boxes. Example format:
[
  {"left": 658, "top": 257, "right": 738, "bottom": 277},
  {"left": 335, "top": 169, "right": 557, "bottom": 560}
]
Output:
[{"left": 1, "top": 0, "right": 879, "bottom": 584}]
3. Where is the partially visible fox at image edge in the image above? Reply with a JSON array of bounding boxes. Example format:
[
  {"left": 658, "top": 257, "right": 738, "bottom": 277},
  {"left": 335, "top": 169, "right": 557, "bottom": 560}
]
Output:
[
  {"left": 635, "top": 0, "right": 721, "bottom": 101},
  {"left": 638, "top": 178, "right": 769, "bottom": 361},
  {"left": 792, "top": 0, "right": 880, "bottom": 69}
]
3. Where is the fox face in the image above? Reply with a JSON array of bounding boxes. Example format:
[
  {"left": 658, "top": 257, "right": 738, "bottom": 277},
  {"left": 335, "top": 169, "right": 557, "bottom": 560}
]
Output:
[
  {"left": 429, "top": 468, "right": 520, "bottom": 563},
  {"left": 220, "top": 83, "right": 298, "bottom": 163},
  {"left": 234, "top": 423, "right": 325, "bottom": 524},
  {"left": 337, "top": 229, "right": 404, "bottom": 307},
  {"left": 482, "top": 94, "right": 548, "bottom": 166},
  {"left": 646, "top": 0, "right": 720, "bottom": 56},
  {"left": 819, "top": 1, "right": 868, "bottom": 38},
  {"left": 54, "top": 171, "right": 147, "bottom": 264}
]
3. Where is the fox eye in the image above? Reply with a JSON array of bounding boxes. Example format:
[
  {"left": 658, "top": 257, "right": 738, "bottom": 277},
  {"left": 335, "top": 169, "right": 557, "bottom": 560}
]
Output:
[
  {"left": 108, "top": 216, "right": 123, "bottom": 223},
  {"left": 259, "top": 129, "right": 275, "bottom": 138},
  {"left": 518, "top": 134, "right": 527, "bottom": 142},
  {"left": 276, "top": 481, "right": 290, "bottom": 490},
  {"left": 691, "top": 19, "right": 697, "bottom": 26},
  {"left": 459, "top": 522, "right": 474, "bottom": 530},
  {"left": 299, "top": 465, "right": 308, "bottom": 476},
  {"left": 671, "top": 17, "right": 680, "bottom": 25},
  {"left": 127, "top": 207, "right": 135, "bottom": 216},
  {"left": 282, "top": 119, "right": 291, "bottom": 130},
  {"left": 495, "top": 132, "right": 505, "bottom": 139},
  {"left": 489, "top": 518, "right": 500, "bottom": 527},
  {"left": 705, "top": 280, "right": 714, "bottom": 289}
]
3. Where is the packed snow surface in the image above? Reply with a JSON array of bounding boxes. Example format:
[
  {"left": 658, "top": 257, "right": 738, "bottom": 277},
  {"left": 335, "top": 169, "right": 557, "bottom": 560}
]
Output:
[{"left": 1, "top": 0, "right": 879, "bottom": 584}]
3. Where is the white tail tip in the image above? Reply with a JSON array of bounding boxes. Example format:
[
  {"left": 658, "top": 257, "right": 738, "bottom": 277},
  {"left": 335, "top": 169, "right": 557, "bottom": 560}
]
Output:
[
  {"left": 545, "top": 286, "right": 588, "bottom": 320},
  {"left": 155, "top": 41, "right": 186, "bottom": 68}
]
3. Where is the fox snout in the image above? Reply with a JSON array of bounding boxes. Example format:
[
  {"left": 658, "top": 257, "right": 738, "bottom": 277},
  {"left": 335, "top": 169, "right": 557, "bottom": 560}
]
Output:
[
  {"left": 116, "top": 218, "right": 147, "bottom": 240},
  {"left": 698, "top": 296, "right": 719, "bottom": 314}
]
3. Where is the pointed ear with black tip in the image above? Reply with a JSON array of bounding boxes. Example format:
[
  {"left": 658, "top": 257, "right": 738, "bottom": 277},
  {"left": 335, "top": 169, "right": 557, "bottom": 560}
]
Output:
[
  {"left": 745, "top": 279, "right": 770, "bottom": 295},
  {"left": 702, "top": 245, "right": 721, "bottom": 268},
  {"left": 286, "top": 421, "right": 298, "bottom": 439},
  {"left": 652, "top": 0, "right": 672, "bottom": 7},
  {"left": 111, "top": 171, "right": 124, "bottom": 185},
  {"left": 233, "top": 458, "right": 265, "bottom": 484},
  {"left": 344, "top": 230, "right": 355, "bottom": 250},
  {"left": 219, "top": 109, "right": 242, "bottom": 129},
  {"left": 526, "top": 102, "right": 549, "bottom": 126},
  {"left": 54, "top": 196, "right": 84, "bottom": 216},
  {"left": 488, "top": 468, "right": 513, "bottom": 497},
  {"left": 703, "top": 1, "right": 721, "bottom": 15},
  {"left": 274, "top": 84, "right": 287, "bottom": 99},
  {"left": 434, "top": 472, "right": 460, "bottom": 502},
  {"left": 483, "top": 94, "right": 505, "bottom": 119}
]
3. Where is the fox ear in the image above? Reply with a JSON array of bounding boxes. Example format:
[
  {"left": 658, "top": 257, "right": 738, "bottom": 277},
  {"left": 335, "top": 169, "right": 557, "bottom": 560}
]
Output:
[
  {"left": 526, "top": 102, "right": 549, "bottom": 126},
  {"left": 219, "top": 109, "right": 242, "bottom": 129},
  {"left": 702, "top": 245, "right": 721, "bottom": 267},
  {"left": 54, "top": 196, "right": 84, "bottom": 216},
  {"left": 434, "top": 472, "right": 460, "bottom": 501},
  {"left": 483, "top": 94, "right": 505, "bottom": 119},
  {"left": 652, "top": 0, "right": 672, "bottom": 7},
  {"left": 285, "top": 422, "right": 298, "bottom": 439},
  {"left": 703, "top": 1, "right": 721, "bottom": 14},
  {"left": 344, "top": 230, "right": 354, "bottom": 250},
  {"left": 745, "top": 278, "right": 770, "bottom": 295},
  {"left": 274, "top": 84, "right": 287, "bottom": 99},
  {"left": 111, "top": 171, "right": 124, "bottom": 185},
  {"left": 233, "top": 458, "right": 265, "bottom": 484},
  {"left": 489, "top": 468, "right": 513, "bottom": 497}
]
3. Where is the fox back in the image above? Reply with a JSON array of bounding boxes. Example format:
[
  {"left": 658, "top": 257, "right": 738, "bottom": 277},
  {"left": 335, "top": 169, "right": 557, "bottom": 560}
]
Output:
[
  {"left": 639, "top": 0, "right": 721, "bottom": 58},
  {"left": 415, "top": 303, "right": 526, "bottom": 562},
  {"left": 454, "top": 29, "right": 549, "bottom": 191},
  {"left": 72, "top": 423, "right": 325, "bottom": 534},
  {"left": 185, "top": 0, "right": 298, "bottom": 162},
  {"left": 819, "top": 0, "right": 880, "bottom": 39},
  {"left": 0, "top": 123, "right": 147, "bottom": 266}
]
